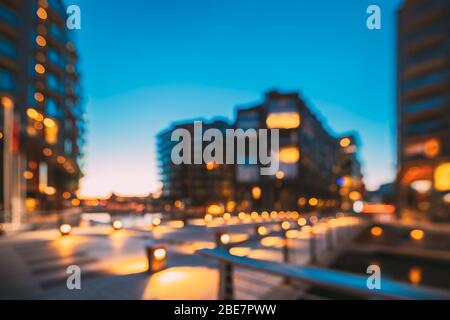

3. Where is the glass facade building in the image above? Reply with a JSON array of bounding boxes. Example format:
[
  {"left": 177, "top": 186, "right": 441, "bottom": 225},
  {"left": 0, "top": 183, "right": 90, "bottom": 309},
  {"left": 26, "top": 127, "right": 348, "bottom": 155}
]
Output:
[
  {"left": 0, "top": 0, "right": 85, "bottom": 229},
  {"left": 397, "top": 0, "right": 450, "bottom": 222},
  {"left": 157, "top": 91, "right": 364, "bottom": 216},
  {"left": 234, "top": 91, "right": 364, "bottom": 213}
]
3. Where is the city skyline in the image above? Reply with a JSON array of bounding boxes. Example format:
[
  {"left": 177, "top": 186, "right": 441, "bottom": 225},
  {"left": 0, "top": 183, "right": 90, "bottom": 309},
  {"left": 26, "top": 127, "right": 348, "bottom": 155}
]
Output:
[{"left": 73, "top": 0, "right": 403, "bottom": 197}]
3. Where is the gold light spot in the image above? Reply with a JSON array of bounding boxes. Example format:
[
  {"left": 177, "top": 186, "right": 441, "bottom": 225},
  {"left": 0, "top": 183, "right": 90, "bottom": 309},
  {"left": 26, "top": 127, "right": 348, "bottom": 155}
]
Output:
[
  {"left": 257, "top": 226, "right": 268, "bottom": 236},
  {"left": 43, "top": 148, "right": 53, "bottom": 157},
  {"left": 57, "top": 156, "right": 66, "bottom": 165},
  {"left": 220, "top": 234, "right": 230, "bottom": 245},
  {"left": 1, "top": 96, "right": 13, "bottom": 109},
  {"left": 309, "top": 198, "right": 319, "bottom": 207},
  {"left": 410, "top": 229, "right": 425, "bottom": 241},
  {"left": 35, "top": 63, "right": 46, "bottom": 74},
  {"left": 340, "top": 138, "right": 351, "bottom": 148},
  {"left": 349, "top": 191, "right": 362, "bottom": 201},
  {"left": 43, "top": 118, "right": 56, "bottom": 128},
  {"left": 281, "top": 221, "right": 291, "bottom": 230},
  {"left": 278, "top": 147, "right": 300, "bottom": 164},
  {"left": 251, "top": 186, "right": 262, "bottom": 200},
  {"left": 35, "top": 35, "right": 46, "bottom": 47},
  {"left": 266, "top": 112, "right": 301, "bottom": 129},
  {"left": 23, "top": 171, "right": 34, "bottom": 180},
  {"left": 297, "top": 218, "right": 307, "bottom": 227},
  {"left": 27, "top": 108, "right": 39, "bottom": 119},
  {"left": 36, "top": 7, "right": 48, "bottom": 20},
  {"left": 153, "top": 248, "right": 167, "bottom": 261},
  {"left": 435, "top": 163, "right": 450, "bottom": 192},
  {"left": 59, "top": 224, "right": 72, "bottom": 236},
  {"left": 371, "top": 226, "right": 383, "bottom": 237},
  {"left": 276, "top": 171, "right": 285, "bottom": 180},
  {"left": 409, "top": 267, "right": 422, "bottom": 285}
]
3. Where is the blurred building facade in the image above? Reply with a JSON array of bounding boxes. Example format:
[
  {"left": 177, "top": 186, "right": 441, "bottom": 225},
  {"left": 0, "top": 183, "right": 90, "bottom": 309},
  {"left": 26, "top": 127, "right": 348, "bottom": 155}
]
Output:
[
  {"left": 0, "top": 0, "right": 84, "bottom": 229},
  {"left": 157, "top": 90, "right": 365, "bottom": 216},
  {"left": 397, "top": 0, "right": 450, "bottom": 222},
  {"left": 157, "top": 119, "right": 234, "bottom": 216},
  {"left": 234, "top": 91, "right": 364, "bottom": 213}
]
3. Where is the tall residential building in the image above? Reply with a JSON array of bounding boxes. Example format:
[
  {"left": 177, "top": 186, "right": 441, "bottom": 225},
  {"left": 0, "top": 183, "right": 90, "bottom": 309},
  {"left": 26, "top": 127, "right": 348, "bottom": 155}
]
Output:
[
  {"left": 234, "top": 91, "right": 364, "bottom": 213},
  {"left": 397, "top": 0, "right": 450, "bottom": 222},
  {"left": 0, "top": 0, "right": 85, "bottom": 229},
  {"left": 157, "top": 119, "right": 234, "bottom": 216}
]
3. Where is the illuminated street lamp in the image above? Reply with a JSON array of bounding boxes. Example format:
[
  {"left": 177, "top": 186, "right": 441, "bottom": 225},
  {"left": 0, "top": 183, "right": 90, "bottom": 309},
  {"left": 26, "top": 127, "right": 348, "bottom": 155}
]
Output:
[
  {"left": 112, "top": 220, "right": 123, "bottom": 231},
  {"left": 256, "top": 225, "right": 268, "bottom": 237},
  {"left": 59, "top": 224, "right": 72, "bottom": 236},
  {"left": 145, "top": 244, "right": 167, "bottom": 274}
]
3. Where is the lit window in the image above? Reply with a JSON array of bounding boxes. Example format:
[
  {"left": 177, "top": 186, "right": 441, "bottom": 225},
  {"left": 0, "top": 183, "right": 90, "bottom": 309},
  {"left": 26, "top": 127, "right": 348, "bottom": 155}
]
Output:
[
  {"left": 278, "top": 147, "right": 300, "bottom": 164},
  {"left": 266, "top": 112, "right": 300, "bottom": 129},
  {"left": 435, "top": 163, "right": 450, "bottom": 191}
]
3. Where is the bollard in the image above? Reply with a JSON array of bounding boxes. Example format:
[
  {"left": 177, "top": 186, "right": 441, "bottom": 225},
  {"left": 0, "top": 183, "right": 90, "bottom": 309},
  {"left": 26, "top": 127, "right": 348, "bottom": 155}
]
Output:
[
  {"left": 145, "top": 244, "right": 167, "bottom": 274},
  {"left": 218, "top": 261, "right": 234, "bottom": 300}
]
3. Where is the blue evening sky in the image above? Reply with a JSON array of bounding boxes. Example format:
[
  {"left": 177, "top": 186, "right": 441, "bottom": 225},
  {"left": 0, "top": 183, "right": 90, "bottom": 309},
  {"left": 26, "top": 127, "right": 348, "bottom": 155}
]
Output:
[{"left": 68, "top": 0, "right": 403, "bottom": 197}]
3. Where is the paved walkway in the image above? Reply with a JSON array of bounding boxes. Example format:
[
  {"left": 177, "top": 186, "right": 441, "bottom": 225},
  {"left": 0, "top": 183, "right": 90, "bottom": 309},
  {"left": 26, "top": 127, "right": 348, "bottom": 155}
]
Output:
[{"left": 0, "top": 217, "right": 360, "bottom": 300}]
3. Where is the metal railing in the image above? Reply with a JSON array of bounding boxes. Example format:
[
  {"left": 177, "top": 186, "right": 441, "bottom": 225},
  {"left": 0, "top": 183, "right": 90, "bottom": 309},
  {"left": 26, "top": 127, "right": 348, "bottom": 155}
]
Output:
[{"left": 199, "top": 247, "right": 450, "bottom": 300}]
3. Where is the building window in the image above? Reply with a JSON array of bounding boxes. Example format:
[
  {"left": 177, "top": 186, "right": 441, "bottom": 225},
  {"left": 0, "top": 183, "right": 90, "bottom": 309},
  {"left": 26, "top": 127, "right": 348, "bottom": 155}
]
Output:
[{"left": 266, "top": 112, "right": 301, "bottom": 129}]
